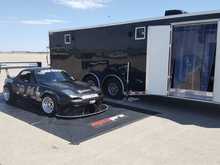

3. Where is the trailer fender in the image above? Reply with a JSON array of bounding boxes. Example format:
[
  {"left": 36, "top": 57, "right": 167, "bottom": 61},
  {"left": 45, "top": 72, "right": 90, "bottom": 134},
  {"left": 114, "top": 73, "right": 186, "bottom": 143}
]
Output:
[{"left": 82, "top": 72, "right": 101, "bottom": 87}]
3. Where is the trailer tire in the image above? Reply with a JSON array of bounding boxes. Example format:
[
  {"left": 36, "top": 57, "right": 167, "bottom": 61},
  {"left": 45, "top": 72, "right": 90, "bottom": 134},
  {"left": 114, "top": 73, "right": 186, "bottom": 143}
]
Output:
[
  {"left": 103, "top": 77, "right": 123, "bottom": 99},
  {"left": 83, "top": 75, "right": 99, "bottom": 87}
]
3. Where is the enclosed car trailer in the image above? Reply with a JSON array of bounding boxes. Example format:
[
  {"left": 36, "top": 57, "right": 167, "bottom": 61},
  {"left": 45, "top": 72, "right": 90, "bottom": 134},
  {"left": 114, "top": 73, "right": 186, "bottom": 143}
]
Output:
[{"left": 49, "top": 10, "right": 220, "bottom": 103}]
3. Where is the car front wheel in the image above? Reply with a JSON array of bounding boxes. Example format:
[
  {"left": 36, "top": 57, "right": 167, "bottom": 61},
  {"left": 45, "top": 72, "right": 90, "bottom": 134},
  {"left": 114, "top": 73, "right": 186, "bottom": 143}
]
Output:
[{"left": 41, "top": 95, "right": 57, "bottom": 116}]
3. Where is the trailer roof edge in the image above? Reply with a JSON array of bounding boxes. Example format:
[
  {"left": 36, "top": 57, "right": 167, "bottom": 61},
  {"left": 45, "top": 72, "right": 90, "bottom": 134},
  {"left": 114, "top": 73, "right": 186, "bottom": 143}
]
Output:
[{"left": 49, "top": 9, "right": 220, "bottom": 33}]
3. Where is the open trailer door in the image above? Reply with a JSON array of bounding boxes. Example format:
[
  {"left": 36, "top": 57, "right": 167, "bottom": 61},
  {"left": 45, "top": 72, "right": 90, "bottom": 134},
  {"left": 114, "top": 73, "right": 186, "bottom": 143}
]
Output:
[
  {"left": 213, "top": 21, "right": 220, "bottom": 103},
  {"left": 170, "top": 21, "right": 218, "bottom": 101},
  {"left": 146, "top": 25, "right": 171, "bottom": 96}
]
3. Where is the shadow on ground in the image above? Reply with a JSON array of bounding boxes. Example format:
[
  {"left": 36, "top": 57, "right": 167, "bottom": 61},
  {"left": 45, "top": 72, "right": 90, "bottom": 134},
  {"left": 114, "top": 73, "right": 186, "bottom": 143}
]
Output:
[
  {"left": 0, "top": 95, "right": 158, "bottom": 144},
  {"left": 135, "top": 96, "right": 220, "bottom": 128}
]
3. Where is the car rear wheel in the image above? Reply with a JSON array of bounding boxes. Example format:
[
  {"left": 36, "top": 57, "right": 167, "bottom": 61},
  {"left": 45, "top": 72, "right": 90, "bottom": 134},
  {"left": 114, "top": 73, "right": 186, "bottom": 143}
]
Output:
[
  {"left": 3, "top": 86, "right": 15, "bottom": 105},
  {"left": 41, "top": 95, "right": 57, "bottom": 116},
  {"left": 103, "top": 77, "right": 123, "bottom": 99}
]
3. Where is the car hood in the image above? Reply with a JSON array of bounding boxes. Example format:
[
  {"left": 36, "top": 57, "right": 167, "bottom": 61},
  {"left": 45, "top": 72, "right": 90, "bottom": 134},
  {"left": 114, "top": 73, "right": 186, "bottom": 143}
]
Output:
[{"left": 42, "top": 81, "right": 96, "bottom": 94}]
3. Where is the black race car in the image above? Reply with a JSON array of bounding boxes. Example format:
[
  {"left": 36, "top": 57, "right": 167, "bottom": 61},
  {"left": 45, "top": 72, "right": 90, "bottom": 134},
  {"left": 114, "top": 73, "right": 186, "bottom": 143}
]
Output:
[{"left": 3, "top": 68, "right": 108, "bottom": 118}]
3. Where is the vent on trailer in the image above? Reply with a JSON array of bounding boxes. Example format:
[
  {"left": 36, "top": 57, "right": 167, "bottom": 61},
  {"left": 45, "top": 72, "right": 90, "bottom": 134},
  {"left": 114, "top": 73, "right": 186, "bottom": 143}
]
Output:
[{"left": 165, "top": 10, "right": 188, "bottom": 16}]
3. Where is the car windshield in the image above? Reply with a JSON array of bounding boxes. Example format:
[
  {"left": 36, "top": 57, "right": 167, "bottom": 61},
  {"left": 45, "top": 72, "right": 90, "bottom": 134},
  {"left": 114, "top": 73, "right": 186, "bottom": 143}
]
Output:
[{"left": 36, "top": 69, "right": 75, "bottom": 83}]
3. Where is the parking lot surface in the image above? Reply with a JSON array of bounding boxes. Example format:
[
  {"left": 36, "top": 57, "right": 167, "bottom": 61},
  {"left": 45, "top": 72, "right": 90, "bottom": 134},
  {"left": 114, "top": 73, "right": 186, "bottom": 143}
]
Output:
[
  {"left": 0, "top": 98, "right": 158, "bottom": 144},
  {"left": 1, "top": 96, "right": 220, "bottom": 165}
]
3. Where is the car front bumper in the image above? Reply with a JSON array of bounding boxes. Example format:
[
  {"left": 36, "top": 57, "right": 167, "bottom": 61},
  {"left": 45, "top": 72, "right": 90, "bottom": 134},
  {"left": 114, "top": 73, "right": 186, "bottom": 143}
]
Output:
[{"left": 56, "top": 96, "right": 108, "bottom": 118}]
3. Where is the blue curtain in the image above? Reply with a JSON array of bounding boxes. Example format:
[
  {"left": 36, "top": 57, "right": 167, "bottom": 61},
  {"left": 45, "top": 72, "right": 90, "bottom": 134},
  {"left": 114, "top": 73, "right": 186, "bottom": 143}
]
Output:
[{"left": 171, "top": 24, "right": 217, "bottom": 92}]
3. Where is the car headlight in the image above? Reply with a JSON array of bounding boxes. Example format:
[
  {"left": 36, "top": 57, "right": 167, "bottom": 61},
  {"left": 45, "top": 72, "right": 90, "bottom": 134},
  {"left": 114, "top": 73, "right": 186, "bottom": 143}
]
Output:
[
  {"left": 71, "top": 98, "right": 83, "bottom": 103},
  {"left": 62, "top": 89, "right": 78, "bottom": 98}
]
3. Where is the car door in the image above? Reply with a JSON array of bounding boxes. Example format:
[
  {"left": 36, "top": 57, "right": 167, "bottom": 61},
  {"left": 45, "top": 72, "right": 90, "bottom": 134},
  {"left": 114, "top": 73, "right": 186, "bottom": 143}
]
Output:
[{"left": 14, "top": 70, "right": 36, "bottom": 100}]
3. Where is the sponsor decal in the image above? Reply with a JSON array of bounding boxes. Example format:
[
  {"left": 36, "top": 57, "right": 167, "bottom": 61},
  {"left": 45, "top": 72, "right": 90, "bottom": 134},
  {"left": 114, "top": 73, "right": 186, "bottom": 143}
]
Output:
[
  {"left": 35, "top": 87, "right": 42, "bottom": 101},
  {"left": 26, "top": 86, "right": 35, "bottom": 96},
  {"left": 16, "top": 84, "right": 25, "bottom": 95},
  {"left": 91, "top": 114, "right": 127, "bottom": 128},
  {"left": 16, "top": 84, "right": 41, "bottom": 101}
]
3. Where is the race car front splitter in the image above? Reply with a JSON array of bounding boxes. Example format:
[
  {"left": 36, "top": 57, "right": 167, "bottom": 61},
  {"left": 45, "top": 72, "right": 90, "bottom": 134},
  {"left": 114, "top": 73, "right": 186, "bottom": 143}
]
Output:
[{"left": 55, "top": 103, "right": 108, "bottom": 118}]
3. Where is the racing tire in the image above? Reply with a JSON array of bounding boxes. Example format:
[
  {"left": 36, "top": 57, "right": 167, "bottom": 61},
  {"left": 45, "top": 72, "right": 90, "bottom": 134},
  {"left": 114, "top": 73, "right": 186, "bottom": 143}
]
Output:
[
  {"left": 103, "top": 77, "right": 124, "bottom": 99},
  {"left": 83, "top": 75, "right": 99, "bottom": 87},
  {"left": 41, "top": 95, "right": 58, "bottom": 116},
  {"left": 3, "top": 86, "right": 16, "bottom": 105}
]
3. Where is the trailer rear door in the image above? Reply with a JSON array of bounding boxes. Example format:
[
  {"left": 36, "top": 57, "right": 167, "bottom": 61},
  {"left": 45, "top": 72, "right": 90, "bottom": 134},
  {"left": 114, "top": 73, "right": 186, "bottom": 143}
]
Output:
[
  {"left": 213, "top": 21, "right": 220, "bottom": 103},
  {"left": 146, "top": 25, "right": 171, "bottom": 96}
]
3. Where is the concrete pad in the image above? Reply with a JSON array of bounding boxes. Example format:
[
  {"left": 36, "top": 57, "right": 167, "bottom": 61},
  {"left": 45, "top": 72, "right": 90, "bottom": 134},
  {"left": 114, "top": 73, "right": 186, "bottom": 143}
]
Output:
[
  {"left": 1, "top": 97, "right": 220, "bottom": 165},
  {"left": 0, "top": 99, "right": 158, "bottom": 144}
]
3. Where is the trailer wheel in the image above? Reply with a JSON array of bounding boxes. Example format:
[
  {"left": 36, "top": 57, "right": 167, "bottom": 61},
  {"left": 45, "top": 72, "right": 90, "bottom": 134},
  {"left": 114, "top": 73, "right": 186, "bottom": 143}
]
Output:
[
  {"left": 83, "top": 75, "right": 99, "bottom": 87},
  {"left": 103, "top": 77, "right": 123, "bottom": 99}
]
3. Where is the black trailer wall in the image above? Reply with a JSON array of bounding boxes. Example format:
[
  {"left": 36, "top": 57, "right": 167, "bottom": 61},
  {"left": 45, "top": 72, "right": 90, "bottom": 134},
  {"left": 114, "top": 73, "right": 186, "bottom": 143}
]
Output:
[{"left": 50, "top": 12, "right": 220, "bottom": 93}]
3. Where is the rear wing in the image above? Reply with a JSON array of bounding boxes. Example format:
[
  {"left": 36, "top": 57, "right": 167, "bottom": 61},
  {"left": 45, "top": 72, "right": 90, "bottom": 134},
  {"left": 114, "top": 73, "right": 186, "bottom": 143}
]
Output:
[{"left": 0, "top": 62, "right": 42, "bottom": 78}]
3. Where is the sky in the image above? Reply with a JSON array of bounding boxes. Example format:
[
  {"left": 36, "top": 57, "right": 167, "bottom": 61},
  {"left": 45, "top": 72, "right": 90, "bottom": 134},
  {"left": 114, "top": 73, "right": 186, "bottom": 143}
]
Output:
[{"left": 0, "top": 0, "right": 220, "bottom": 52}]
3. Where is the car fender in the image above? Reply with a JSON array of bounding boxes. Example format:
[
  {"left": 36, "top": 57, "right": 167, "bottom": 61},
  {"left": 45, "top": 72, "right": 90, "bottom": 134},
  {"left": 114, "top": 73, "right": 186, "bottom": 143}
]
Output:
[{"left": 41, "top": 90, "right": 61, "bottom": 103}]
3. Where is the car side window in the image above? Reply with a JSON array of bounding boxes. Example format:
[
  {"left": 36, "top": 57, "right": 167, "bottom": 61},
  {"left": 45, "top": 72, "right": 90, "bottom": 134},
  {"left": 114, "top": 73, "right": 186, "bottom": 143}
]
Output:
[{"left": 18, "top": 71, "right": 34, "bottom": 83}]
